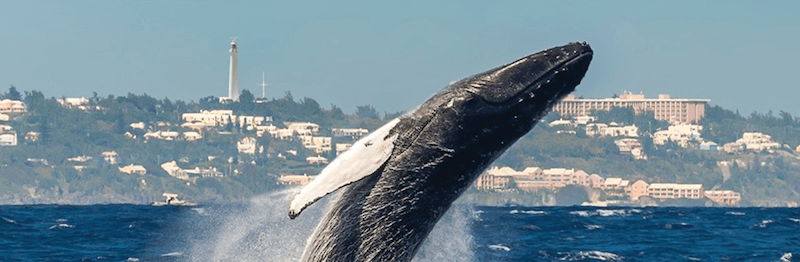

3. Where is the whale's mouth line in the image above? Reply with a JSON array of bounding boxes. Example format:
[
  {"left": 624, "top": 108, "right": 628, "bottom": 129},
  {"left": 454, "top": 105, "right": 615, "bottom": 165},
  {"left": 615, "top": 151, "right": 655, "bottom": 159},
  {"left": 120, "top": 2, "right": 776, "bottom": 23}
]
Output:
[{"left": 480, "top": 51, "right": 593, "bottom": 106}]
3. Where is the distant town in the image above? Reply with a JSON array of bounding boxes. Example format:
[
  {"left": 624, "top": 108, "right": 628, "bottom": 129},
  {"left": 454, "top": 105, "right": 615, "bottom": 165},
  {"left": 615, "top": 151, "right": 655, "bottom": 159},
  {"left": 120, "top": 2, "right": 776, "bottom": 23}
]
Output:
[{"left": 2, "top": 39, "right": 799, "bottom": 206}]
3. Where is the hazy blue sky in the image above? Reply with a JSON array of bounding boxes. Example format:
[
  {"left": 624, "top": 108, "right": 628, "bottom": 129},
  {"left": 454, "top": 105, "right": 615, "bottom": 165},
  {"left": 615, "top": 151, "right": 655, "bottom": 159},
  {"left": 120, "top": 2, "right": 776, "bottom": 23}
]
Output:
[{"left": 1, "top": 1, "right": 798, "bottom": 116}]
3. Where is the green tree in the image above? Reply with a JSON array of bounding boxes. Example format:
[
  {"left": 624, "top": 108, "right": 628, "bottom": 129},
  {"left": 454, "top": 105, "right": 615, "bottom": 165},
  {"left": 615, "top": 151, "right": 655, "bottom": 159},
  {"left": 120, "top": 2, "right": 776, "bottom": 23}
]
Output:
[
  {"left": 356, "top": 105, "right": 379, "bottom": 119},
  {"left": 5, "top": 85, "right": 22, "bottom": 100}
]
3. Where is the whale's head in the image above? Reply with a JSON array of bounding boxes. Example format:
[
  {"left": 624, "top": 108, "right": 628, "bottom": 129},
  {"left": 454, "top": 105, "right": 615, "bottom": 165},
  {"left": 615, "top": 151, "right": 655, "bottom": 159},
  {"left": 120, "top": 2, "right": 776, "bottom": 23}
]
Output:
[{"left": 435, "top": 42, "right": 592, "bottom": 134}]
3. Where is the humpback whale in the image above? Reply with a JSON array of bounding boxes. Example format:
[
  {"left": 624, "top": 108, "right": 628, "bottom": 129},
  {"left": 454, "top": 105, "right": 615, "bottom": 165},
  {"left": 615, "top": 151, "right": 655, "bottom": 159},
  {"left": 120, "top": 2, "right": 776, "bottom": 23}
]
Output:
[{"left": 289, "top": 42, "right": 593, "bottom": 262}]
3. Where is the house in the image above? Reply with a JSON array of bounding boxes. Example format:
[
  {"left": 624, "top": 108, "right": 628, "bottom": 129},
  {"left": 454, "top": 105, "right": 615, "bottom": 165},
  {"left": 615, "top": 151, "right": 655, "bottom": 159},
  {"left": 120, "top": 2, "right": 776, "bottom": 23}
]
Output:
[
  {"left": 285, "top": 122, "right": 320, "bottom": 136},
  {"left": 306, "top": 155, "right": 329, "bottom": 165},
  {"left": 25, "top": 131, "right": 40, "bottom": 142},
  {"left": 119, "top": 164, "right": 147, "bottom": 175},
  {"left": 588, "top": 174, "right": 605, "bottom": 188},
  {"left": 182, "top": 110, "right": 236, "bottom": 127},
  {"left": 699, "top": 141, "right": 718, "bottom": 151},
  {"left": 615, "top": 138, "right": 646, "bottom": 159},
  {"left": 67, "top": 156, "right": 92, "bottom": 162},
  {"left": 300, "top": 136, "right": 332, "bottom": 154},
  {"left": 548, "top": 119, "right": 574, "bottom": 127},
  {"left": 102, "top": 151, "right": 118, "bottom": 164},
  {"left": 237, "top": 137, "right": 257, "bottom": 155},
  {"left": 0, "top": 113, "right": 8, "bottom": 121},
  {"left": 705, "top": 190, "right": 741, "bottom": 205},
  {"left": 56, "top": 97, "right": 89, "bottom": 108},
  {"left": 0, "top": 99, "right": 26, "bottom": 113},
  {"left": 0, "top": 132, "right": 17, "bottom": 146},
  {"left": 568, "top": 170, "right": 591, "bottom": 187},
  {"left": 279, "top": 174, "right": 315, "bottom": 186},
  {"left": 130, "top": 122, "right": 146, "bottom": 130},
  {"left": 627, "top": 180, "right": 650, "bottom": 201},
  {"left": 735, "top": 132, "right": 781, "bottom": 152},
  {"left": 332, "top": 127, "right": 370, "bottom": 138},
  {"left": 144, "top": 130, "right": 180, "bottom": 140},
  {"left": 475, "top": 170, "right": 514, "bottom": 191},
  {"left": 183, "top": 131, "right": 202, "bottom": 141}
]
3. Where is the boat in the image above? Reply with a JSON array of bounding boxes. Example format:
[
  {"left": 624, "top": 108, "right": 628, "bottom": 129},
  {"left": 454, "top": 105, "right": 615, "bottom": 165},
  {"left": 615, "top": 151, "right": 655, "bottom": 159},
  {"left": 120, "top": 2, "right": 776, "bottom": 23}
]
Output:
[{"left": 152, "top": 193, "right": 197, "bottom": 206}]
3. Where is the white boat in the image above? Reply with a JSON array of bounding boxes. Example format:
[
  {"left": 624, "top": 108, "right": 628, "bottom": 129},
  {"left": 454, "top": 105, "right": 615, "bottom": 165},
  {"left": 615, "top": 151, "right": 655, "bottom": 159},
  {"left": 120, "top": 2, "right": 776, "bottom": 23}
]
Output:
[{"left": 152, "top": 193, "right": 197, "bottom": 206}]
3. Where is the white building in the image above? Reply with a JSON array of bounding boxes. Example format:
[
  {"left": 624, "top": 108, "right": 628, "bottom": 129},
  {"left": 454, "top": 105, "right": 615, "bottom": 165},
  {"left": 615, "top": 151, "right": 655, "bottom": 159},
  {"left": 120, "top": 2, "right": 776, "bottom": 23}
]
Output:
[
  {"left": 57, "top": 97, "right": 89, "bottom": 109},
  {"left": 586, "top": 123, "right": 638, "bottom": 137},
  {"left": 102, "top": 151, "right": 118, "bottom": 164},
  {"left": 652, "top": 124, "right": 703, "bottom": 147},
  {"left": 332, "top": 127, "right": 370, "bottom": 138},
  {"left": 119, "top": 164, "right": 147, "bottom": 175},
  {"left": 237, "top": 137, "right": 257, "bottom": 155},
  {"left": 0, "top": 99, "right": 26, "bottom": 113},
  {"left": 0, "top": 132, "right": 17, "bottom": 146},
  {"left": 735, "top": 132, "right": 781, "bottom": 152}
]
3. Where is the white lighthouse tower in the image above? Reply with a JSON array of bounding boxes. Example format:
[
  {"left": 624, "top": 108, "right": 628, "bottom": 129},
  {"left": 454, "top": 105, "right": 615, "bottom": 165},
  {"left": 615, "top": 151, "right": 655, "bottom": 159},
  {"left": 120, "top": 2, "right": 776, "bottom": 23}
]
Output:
[{"left": 227, "top": 37, "right": 239, "bottom": 102}]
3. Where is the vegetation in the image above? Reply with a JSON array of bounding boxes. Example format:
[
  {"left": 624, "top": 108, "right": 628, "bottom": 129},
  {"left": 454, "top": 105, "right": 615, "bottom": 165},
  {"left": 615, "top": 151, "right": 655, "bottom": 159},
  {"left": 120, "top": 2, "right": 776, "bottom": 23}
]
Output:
[{"left": 1, "top": 85, "right": 799, "bottom": 206}]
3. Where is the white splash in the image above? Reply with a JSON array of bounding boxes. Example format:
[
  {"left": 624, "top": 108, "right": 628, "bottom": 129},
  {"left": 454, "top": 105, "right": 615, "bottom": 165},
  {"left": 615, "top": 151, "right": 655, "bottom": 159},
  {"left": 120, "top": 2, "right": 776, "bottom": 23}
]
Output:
[{"left": 187, "top": 190, "right": 475, "bottom": 262}]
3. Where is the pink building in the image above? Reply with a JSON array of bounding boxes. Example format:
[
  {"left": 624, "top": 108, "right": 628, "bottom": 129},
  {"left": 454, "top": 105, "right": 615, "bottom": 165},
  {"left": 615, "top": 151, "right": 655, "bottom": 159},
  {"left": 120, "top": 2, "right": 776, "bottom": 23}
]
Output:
[
  {"left": 627, "top": 180, "right": 650, "bottom": 200},
  {"left": 552, "top": 93, "right": 709, "bottom": 123},
  {"left": 705, "top": 190, "right": 741, "bottom": 205}
]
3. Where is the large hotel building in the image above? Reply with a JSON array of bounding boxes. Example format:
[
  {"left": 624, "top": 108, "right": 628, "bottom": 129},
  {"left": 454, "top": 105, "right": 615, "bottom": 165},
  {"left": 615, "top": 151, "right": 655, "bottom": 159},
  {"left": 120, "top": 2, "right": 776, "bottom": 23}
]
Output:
[{"left": 552, "top": 93, "right": 710, "bottom": 123}]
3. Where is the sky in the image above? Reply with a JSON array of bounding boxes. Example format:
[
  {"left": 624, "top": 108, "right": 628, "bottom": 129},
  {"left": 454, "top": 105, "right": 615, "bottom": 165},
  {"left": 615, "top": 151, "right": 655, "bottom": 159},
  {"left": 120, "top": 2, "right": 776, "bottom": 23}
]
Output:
[{"left": 1, "top": 1, "right": 799, "bottom": 116}]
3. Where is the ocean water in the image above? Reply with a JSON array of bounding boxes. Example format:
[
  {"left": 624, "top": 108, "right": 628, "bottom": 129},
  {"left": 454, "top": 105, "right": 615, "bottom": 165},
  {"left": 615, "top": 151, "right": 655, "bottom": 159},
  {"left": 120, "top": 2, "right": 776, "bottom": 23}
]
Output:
[{"left": 1, "top": 193, "right": 798, "bottom": 262}]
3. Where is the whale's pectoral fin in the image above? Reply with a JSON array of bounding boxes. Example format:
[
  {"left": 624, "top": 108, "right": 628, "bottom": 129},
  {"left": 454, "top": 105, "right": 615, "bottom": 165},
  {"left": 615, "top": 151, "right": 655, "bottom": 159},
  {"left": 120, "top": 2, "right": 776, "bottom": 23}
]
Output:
[{"left": 288, "top": 118, "right": 401, "bottom": 219}]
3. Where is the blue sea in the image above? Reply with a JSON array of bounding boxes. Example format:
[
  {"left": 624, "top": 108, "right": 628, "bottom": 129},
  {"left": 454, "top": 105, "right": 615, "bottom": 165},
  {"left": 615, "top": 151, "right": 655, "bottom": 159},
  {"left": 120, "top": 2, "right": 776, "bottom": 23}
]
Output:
[{"left": 1, "top": 192, "right": 798, "bottom": 262}]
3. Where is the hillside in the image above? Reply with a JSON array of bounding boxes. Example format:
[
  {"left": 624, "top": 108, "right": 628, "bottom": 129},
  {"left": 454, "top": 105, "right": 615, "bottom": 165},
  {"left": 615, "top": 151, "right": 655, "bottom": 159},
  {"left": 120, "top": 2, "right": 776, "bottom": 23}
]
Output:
[{"left": 1, "top": 87, "right": 799, "bottom": 206}]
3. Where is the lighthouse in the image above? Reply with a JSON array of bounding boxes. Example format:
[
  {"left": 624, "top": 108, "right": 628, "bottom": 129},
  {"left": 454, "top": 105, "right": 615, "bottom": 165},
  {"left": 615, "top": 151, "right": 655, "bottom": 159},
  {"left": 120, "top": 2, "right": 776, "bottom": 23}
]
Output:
[{"left": 228, "top": 38, "right": 239, "bottom": 102}]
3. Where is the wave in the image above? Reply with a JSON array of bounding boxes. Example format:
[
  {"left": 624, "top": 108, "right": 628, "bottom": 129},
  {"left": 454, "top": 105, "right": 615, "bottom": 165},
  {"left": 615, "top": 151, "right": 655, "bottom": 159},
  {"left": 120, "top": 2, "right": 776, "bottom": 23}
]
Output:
[
  {"left": 488, "top": 244, "right": 511, "bottom": 252},
  {"left": 509, "top": 209, "right": 547, "bottom": 215},
  {"left": 557, "top": 251, "right": 621, "bottom": 261},
  {"left": 570, "top": 208, "right": 641, "bottom": 217},
  {"left": 725, "top": 211, "right": 745, "bottom": 216},
  {"left": 48, "top": 223, "right": 75, "bottom": 230}
]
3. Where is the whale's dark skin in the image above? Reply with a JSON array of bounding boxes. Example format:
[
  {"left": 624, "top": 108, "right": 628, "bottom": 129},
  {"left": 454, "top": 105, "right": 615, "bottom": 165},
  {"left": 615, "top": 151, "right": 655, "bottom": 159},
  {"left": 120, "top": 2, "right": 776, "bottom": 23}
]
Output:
[{"left": 290, "top": 42, "right": 593, "bottom": 262}]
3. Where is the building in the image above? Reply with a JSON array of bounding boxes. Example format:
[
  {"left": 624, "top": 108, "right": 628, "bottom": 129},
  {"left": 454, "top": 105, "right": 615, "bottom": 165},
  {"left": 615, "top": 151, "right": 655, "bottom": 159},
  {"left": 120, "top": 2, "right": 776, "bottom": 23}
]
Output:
[
  {"left": 182, "top": 110, "right": 236, "bottom": 127},
  {"left": 332, "top": 128, "right": 370, "bottom": 138},
  {"left": 648, "top": 183, "right": 704, "bottom": 200},
  {"left": 552, "top": 93, "right": 709, "bottom": 123},
  {"left": 306, "top": 155, "right": 329, "bottom": 165},
  {"left": 237, "top": 137, "right": 257, "bottom": 155},
  {"left": 0, "top": 99, "right": 26, "bottom": 113},
  {"left": 0, "top": 113, "right": 9, "bottom": 121},
  {"left": 119, "top": 164, "right": 147, "bottom": 175},
  {"left": 627, "top": 180, "right": 650, "bottom": 200},
  {"left": 585, "top": 123, "right": 638, "bottom": 137},
  {"left": 705, "top": 190, "right": 741, "bottom": 205},
  {"left": 735, "top": 132, "right": 781, "bottom": 152},
  {"left": 102, "top": 151, "right": 118, "bottom": 165},
  {"left": 183, "top": 131, "right": 203, "bottom": 141},
  {"left": 56, "top": 97, "right": 89, "bottom": 109},
  {"left": 279, "top": 174, "right": 315, "bottom": 186},
  {"left": 652, "top": 124, "right": 703, "bottom": 147},
  {"left": 0, "top": 132, "right": 17, "bottom": 146}
]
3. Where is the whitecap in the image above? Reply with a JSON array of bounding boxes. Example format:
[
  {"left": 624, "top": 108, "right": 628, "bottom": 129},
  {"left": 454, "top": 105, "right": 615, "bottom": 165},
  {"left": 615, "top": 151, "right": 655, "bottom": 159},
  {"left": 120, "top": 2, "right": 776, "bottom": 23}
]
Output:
[
  {"left": 558, "top": 251, "right": 621, "bottom": 261},
  {"left": 596, "top": 209, "right": 628, "bottom": 217},
  {"left": 160, "top": 252, "right": 183, "bottom": 257},
  {"left": 725, "top": 211, "right": 745, "bottom": 216},
  {"left": 570, "top": 211, "right": 591, "bottom": 217},
  {"left": 780, "top": 252, "right": 792, "bottom": 262},
  {"left": 488, "top": 244, "right": 511, "bottom": 252},
  {"left": 755, "top": 220, "right": 773, "bottom": 228},
  {"left": 511, "top": 209, "right": 547, "bottom": 215},
  {"left": 126, "top": 258, "right": 139, "bottom": 262},
  {"left": 48, "top": 223, "right": 75, "bottom": 230},
  {"left": 56, "top": 218, "right": 67, "bottom": 222},
  {"left": 191, "top": 207, "right": 207, "bottom": 215},
  {"left": 1, "top": 216, "right": 17, "bottom": 224},
  {"left": 585, "top": 224, "right": 603, "bottom": 230},
  {"left": 789, "top": 218, "right": 800, "bottom": 224}
]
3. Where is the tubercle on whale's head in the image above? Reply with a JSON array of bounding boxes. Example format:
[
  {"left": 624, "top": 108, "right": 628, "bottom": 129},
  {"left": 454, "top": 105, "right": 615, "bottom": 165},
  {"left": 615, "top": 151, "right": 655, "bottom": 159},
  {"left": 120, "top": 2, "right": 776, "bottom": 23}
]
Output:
[{"left": 463, "top": 42, "right": 593, "bottom": 110}]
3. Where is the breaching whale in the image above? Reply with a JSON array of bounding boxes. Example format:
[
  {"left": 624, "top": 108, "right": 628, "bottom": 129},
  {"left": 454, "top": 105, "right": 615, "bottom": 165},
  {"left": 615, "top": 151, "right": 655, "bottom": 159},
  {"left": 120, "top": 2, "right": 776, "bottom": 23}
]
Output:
[{"left": 289, "top": 42, "right": 593, "bottom": 262}]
